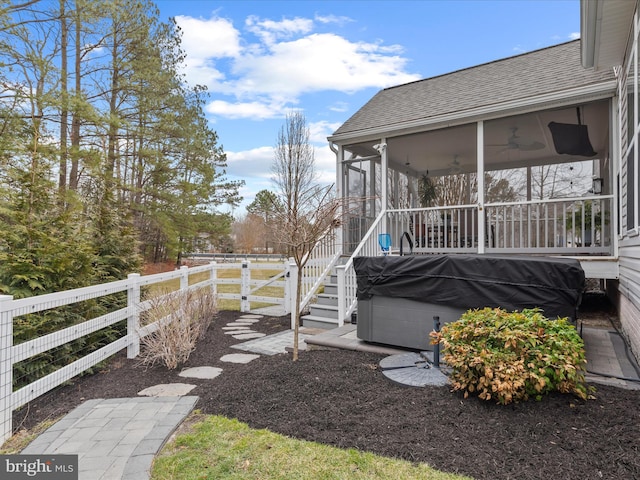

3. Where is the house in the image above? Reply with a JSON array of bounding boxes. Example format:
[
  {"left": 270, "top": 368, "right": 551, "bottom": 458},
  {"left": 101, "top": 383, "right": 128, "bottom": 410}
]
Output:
[{"left": 319, "top": 1, "right": 640, "bottom": 363}]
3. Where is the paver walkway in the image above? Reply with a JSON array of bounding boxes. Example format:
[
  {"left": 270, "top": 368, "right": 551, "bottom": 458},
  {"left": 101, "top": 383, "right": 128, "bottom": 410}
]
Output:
[{"left": 21, "top": 396, "right": 198, "bottom": 480}]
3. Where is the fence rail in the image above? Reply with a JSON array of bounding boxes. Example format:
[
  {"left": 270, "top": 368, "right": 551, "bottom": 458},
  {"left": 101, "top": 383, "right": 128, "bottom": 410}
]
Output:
[{"left": 0, "top": 260, "right": 297, "bottom": 444}]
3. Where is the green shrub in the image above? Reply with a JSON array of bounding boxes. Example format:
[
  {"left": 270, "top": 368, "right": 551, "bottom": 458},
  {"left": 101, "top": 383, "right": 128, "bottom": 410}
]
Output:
[{"left": 430, "top": 307, "right": 590, "bottom": 404}]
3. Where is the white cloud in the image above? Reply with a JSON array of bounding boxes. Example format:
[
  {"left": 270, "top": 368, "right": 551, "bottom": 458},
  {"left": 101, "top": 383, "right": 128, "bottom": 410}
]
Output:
[
  {"left": 232, "top": 33, "right": 418, "bottom": 98},
  {"left": 309, "top": 120, "right": 342, "bottom": 144},
  {"left": 314, "top": 14, "right": 354, "bottom": 27},
  {"left": 174, "top": 15, "right": 241, "bottom": 88},
  {"left": 174, "top": 13, "right": 420, "bottom": 120},
  {"left": 246, "top": 15, "right": 314, "bottom": 45},
  {"left": 226, "top": 146, "right": 274, "bottom": 179},
  {"left": 569, "top": 32, "right": 580, "bottom": 40},
  {"left": 175, "top": 15, "right": 241, "bottom": 58},
  {"left": 329, "top": 101, "right": 349, "bottom": 113},
  {"left": 206, "top": 99, "right": 286, "bottom": 120}
]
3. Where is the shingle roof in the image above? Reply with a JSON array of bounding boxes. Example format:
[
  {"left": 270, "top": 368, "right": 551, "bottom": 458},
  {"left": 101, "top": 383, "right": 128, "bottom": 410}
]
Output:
[{"left": 331, "top": 40, "right": 616, "bottom": 138}]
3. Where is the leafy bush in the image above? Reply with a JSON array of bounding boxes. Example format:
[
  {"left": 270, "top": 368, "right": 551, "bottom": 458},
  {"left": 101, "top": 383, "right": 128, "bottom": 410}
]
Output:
[
  {"left": 139, "top": 287, "right": 217, "bottom": 370},
  {"left": 430, "top": 308, "right": 590, "bottom": 404}
]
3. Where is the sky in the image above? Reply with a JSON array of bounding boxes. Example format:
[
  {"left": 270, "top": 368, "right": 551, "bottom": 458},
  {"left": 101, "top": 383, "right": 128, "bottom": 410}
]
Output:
[{"left": 155, "top": 0, "right": 581, "bottom": 216}]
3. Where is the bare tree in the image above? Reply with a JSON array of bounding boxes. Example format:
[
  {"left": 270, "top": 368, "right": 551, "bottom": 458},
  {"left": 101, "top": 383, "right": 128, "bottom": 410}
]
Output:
[
  {"left": 270, "top": 111, "right": 340, "bottom": 360},
  {"left": 232, "top": 213, "right": 265, "bottom": 253}
]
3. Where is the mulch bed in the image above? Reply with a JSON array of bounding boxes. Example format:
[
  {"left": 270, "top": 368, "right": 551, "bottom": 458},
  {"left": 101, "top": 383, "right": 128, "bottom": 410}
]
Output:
[{"left": 11, "top": 303, "right": 640, "bottom": 480}]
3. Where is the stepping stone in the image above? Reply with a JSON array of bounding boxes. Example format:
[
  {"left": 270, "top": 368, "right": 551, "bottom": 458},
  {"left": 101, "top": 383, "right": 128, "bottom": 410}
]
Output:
[
  {"left": 220, "top": 353, "right": 260, "bottom": 364},
  {"left": 138, "top": 383, "right": 196, "bottom": 397},
  {"left": 233, "top": 332, "right": 266, "bottom": 340},
  {"left": 239, "top": 314, "right": 262, "bottom": 319},
  {"left": 179, "top": 366, "right": 223, "bottom": 379},
  {"left": 222, "top": 326, "right": 250, "bottom": 330},
  {"left": 226, "top": 321, "right": 254, "bottom": 326},
  {"left": 234, "top": 319, "right": 260, "bottom": 323},
  {"left": 224, "top": 329, "right": 256, "bottom": 335}
]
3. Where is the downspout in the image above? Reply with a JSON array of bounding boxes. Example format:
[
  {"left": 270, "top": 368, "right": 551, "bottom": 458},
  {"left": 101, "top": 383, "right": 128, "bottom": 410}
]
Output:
[
  {"left": 580, "top": 0, "right": 601, "bottom": 69},
  {"left": 477, "top": 122, "right": 485, "bottom": 254},
  {"left": 611, "top": 92, "right": 620, "bottom": 259}
]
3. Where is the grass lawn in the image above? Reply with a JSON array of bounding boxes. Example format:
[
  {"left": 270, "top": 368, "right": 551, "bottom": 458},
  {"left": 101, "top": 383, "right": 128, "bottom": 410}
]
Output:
[{"left": 151, "top": 414, "right": 471, "bottom": 480}]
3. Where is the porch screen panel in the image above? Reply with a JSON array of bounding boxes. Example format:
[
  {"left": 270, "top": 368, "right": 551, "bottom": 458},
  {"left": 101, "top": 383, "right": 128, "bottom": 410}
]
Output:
[{"left": 345, "top": 164, "right": 370, "bottom": 253}]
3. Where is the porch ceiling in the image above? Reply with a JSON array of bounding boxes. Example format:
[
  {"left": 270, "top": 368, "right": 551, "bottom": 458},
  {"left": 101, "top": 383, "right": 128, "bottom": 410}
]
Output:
[{"left": 344, "top": 100, "right": 610, "bottom": 177}]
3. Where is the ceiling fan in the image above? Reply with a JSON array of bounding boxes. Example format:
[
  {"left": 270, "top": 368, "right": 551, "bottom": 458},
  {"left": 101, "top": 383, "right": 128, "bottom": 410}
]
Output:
[
  {"left": 488, "top": 127, "right": 545, "bottom": 152},
  {"left": 448, "top": 155, "right": 462, "bottom": 174}
]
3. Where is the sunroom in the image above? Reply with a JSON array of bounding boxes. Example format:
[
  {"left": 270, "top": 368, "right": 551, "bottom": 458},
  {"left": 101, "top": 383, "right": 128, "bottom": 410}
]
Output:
[{"left": 329, "top": 41, "right": 618, "bottom": 282}]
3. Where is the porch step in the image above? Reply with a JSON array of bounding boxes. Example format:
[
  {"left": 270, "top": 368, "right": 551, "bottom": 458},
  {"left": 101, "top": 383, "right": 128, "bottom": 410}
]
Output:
[
  {"left": 323, "top": 282, "right": 338, "bottom": 295},
  {"left": 309, "top": 303, "right": 339, "bottom": 319},
  {"left": 301, "top": 314, "right": 339, "bottom": 330},
  {"left": 316, "top": 293, "right": 339, "bottom": 306}
]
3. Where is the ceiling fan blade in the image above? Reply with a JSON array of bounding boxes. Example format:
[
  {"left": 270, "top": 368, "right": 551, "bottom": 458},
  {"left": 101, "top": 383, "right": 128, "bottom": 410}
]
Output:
[{"left": 516, "top": 140, "right": 545, "bottom": 151}]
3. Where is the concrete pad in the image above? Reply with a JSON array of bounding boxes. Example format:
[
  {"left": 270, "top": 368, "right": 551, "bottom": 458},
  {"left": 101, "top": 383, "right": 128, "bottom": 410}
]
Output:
[
  {"left": 232, "top": 332, "right": 266, "bottom": 340},
  {"left": 137, "top": 383, "right": 197, "bottom": 396},
  {"left": 179, "top": 366, "right": 223, "bottom": 379},
  {"left": 380, "top": 352, "right": 449, "bottom": 387},
  {"left": 220, "top": 353, "right": 260, "bottom": 364}
]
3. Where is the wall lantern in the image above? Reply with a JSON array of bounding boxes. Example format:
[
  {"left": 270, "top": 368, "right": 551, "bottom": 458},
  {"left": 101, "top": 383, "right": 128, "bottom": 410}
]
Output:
[{"left": 592, "top": 177, "right": 603, "bottom": 194}]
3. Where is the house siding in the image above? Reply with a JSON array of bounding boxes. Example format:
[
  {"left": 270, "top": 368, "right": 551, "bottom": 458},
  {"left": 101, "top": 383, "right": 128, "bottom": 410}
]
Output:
[{"left": 617, "top": 1, "right": 640, "bottom": 363}]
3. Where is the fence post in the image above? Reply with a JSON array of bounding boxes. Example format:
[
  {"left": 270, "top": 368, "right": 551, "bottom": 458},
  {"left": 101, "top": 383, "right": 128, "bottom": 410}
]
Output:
[
  {"left": 209, "top": 261, "right": 217, "bottom": 299},
  {"left": 283, "top": 259, "right": 291, "bottom": 315},
  {"left": 240, "top": 261, "right": 250, "bottom": 312},
  {"left": 336, "top": 264, "right": 346, "bottom": 327},
  {"left": 0, "top": 295, "right": 14, "bottom": 443},
  {"left": 127, "top": 273, "right": 141, "bottom": 359},
  {"left": 289, "top": 259, "right": 298, "bottom": 330},
  {"left": 180, "top": 265, "right": 189, "bottom": 291}
]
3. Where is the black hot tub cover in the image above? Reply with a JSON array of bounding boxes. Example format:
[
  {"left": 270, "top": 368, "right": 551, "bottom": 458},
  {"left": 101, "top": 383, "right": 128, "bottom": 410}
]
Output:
[{"left": 354, "top": 254, "right": 585, "bottom": 320}]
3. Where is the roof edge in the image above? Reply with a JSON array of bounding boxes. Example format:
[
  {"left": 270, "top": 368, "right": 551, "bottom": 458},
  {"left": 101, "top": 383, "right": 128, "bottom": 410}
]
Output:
[{"left": 328, "top": 80, "right": 616, "bottom": 144}]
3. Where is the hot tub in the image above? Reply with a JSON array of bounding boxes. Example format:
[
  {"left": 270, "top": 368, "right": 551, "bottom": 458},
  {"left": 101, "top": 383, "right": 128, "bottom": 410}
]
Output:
[{"left": 354, "top": 254, "right": 585, "bottom": 351}]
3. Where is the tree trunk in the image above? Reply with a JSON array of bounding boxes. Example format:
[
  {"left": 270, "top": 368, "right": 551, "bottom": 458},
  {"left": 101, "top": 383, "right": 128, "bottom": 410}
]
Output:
[
  {"left": 58, "top": 0, "right": 68, "bottom": 199},
  {"left": 292, "top": 270, "right": 302, "bottom": 361},
  {"left": 69, "top": 5, "right": 81, "bottom": 191}
]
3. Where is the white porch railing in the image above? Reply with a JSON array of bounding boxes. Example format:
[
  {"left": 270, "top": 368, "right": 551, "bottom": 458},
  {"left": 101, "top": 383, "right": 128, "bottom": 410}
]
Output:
[
  {"left": 0, "top": 260, "right": 294, "bottom": 444},
  {"left": 485, "top": 195, "right": 613, "bottom": 255},
  {"left": 335, "top": 194, "right": 615, "bottom": 324}
]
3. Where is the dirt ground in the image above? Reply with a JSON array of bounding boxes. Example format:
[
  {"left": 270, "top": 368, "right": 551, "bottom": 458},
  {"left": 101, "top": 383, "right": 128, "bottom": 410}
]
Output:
[{"left": 10, "top": 295, "right": 640, "bottom": 480}]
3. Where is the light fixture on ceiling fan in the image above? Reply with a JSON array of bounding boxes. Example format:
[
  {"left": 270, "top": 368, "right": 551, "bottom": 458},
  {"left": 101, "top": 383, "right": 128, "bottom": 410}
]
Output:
[
  {"left": 488, "top": 127, "right": 545, "bottom": 152},
  {"left": 449, "top": 155, "right": 462, "bottom": 174}
]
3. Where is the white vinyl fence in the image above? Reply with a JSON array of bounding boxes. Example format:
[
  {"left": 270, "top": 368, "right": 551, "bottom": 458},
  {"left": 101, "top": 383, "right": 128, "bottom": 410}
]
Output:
[{"left": 0, "top": 260, "right": 295, "bottom": 444}]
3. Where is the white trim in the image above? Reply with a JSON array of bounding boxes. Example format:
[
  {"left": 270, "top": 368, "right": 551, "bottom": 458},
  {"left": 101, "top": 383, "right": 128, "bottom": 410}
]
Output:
[{"left": 477, "top": 121, "right": 485, "bottom": 254}]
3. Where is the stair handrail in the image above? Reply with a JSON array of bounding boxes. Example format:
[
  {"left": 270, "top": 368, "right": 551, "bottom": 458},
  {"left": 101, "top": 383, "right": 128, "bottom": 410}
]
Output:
[{"left": 298, "top": 224, "right": 342, "bottom": 313}]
